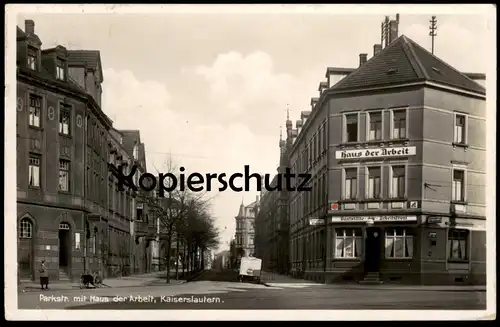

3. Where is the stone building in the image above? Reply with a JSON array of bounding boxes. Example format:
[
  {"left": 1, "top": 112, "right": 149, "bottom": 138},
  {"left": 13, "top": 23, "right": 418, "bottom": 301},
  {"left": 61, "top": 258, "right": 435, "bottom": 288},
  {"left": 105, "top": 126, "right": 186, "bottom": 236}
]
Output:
[
  {"left": 234, "top": 198, "right": 259, "bottom": 258},
  {"left": 16, "top": 20, "right": 157, "bottom": 281},
  {"left": 287, "top": 16, "right": 486, "bottom": 285},
  {"left": 16, "top": 20, "right": 112, "bottom": 281},
  {"left": 255, "top": 124, "right": 292, "bottom": 274}
]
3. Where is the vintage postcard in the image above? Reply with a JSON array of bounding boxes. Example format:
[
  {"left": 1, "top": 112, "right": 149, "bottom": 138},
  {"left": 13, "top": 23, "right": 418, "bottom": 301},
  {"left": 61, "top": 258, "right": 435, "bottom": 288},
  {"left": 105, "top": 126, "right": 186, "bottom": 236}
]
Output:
[{"left": 4, "top": 3, "right": 496, "bottom": 321}]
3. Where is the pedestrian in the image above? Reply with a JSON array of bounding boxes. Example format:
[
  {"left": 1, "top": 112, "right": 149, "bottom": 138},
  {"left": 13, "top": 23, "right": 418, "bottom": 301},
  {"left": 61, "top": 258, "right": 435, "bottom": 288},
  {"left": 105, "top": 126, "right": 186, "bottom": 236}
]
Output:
[{"left": 39, "top": 261, "right": 49, "bottom": 290}]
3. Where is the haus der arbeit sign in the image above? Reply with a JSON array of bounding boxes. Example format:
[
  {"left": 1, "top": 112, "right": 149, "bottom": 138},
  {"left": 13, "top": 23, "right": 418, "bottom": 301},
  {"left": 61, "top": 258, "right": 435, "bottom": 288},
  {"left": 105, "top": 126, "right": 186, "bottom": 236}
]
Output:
[{"left": 335, "top": 146, "right": 416, "bottom": 160}]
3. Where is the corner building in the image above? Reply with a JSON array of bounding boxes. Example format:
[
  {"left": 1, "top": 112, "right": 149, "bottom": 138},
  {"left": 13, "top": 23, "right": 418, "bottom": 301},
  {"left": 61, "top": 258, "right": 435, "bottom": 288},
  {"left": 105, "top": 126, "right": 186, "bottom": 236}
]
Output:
[{"left": 289, "top": 32, "right": 486, "bottom": 285}]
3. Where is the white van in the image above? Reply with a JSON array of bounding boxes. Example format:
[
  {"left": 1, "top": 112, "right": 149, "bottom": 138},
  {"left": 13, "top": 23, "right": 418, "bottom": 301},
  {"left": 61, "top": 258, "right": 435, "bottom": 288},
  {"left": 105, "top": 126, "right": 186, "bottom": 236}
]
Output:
[{"left": 238, "top": 256, "right": 262, "bottom": 283}]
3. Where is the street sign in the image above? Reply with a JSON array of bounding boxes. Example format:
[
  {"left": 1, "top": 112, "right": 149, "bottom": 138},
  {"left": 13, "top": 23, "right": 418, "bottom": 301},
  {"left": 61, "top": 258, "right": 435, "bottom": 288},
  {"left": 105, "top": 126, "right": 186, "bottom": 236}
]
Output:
[{"left": 409, "top": 201, "right": 418, "bottom": 209}]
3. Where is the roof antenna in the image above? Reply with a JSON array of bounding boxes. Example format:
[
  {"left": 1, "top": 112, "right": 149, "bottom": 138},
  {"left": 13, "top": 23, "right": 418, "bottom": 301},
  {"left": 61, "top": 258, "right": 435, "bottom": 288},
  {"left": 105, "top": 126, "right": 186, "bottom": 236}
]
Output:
[
  {"left": 286, "top": 104, "right": 290, "bottom": 120},
  {"left": 429, "top": 16, "right": 438, "bottom": 55}
]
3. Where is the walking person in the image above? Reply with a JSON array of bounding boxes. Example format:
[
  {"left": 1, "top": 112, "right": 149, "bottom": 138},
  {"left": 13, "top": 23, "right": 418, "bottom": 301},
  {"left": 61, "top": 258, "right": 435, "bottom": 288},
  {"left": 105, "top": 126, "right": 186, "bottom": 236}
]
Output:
[{"left": 39, "top": 261, "right": 49, "bottom": 290}]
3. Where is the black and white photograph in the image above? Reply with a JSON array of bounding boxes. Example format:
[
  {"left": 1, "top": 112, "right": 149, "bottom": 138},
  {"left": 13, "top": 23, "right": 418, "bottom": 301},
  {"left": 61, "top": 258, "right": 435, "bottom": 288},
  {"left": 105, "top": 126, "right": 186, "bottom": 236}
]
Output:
[{"left": 5, "top": 4, "right": 496, "bottom": 321}]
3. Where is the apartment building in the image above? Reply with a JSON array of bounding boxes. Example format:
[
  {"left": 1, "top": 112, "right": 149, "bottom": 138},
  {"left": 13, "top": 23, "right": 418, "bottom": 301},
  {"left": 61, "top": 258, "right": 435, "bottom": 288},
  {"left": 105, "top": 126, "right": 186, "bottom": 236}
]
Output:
[
  {"left": 16, "top": 20, "right": 157, "bottom": 281},
  {"left": 16, "top": 21, "right": 112, "bottom": 281},
  {"left": 234, "top": 198, "right": 258, "bottom": 258},
  {"left": 288, "top": 16, "right": 486, "bottom": 285},
  {"left": 255, "top": 124, "right": 292, "bottom": 274}
]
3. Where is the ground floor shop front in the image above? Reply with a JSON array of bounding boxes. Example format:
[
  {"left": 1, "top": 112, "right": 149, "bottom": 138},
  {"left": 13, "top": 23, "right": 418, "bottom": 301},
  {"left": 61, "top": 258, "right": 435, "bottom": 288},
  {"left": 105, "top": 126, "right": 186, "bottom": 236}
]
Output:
[
  {"left": 290, "top": 214, "right": 486, "bottom": 285},
  {"left": 17, "top": 202, "right": 157, "bottom": 282}
]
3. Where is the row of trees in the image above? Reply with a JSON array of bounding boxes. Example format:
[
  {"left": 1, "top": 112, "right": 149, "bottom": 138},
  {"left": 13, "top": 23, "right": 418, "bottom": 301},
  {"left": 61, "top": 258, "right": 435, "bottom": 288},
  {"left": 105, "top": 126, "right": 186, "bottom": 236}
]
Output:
[{"left": 148, "top": 157, "right": 220, "bottom": 283}]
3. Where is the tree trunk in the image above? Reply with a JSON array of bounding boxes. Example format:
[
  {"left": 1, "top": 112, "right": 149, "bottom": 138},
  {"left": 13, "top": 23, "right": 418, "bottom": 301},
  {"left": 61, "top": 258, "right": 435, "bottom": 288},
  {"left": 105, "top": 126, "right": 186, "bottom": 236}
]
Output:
[
  {"left": 175, "top": 233, "right": 180, "bottom": 280},
  {"left": 165, "top": 234, "right": 172, "bottom": 283},
  {"left": 201, "top": 247, "right": 205, "bottom": 270},
  {"left": 182, "top": 240, "right": 187, "bottom": 277}
]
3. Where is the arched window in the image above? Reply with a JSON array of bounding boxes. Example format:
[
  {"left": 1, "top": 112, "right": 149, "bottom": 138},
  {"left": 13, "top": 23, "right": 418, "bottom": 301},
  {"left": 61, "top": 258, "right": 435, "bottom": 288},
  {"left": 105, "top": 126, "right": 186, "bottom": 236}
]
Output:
[{"left": 19, "top": 218, "right": 33, "bottom": 238}]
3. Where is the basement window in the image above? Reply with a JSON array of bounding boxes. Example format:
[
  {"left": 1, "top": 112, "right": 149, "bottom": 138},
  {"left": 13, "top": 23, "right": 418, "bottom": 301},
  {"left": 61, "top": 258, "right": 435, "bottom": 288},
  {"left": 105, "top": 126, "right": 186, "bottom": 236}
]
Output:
[{"left": 387, "top": 68, "right": 398, "bottom": 75}]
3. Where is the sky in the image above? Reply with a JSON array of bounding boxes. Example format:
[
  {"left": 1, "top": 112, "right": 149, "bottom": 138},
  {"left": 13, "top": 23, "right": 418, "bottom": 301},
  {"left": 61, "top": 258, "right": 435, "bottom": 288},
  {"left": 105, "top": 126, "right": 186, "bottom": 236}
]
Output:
[{"left": 13, "top": 5, "right": 492, "bottom": 253}]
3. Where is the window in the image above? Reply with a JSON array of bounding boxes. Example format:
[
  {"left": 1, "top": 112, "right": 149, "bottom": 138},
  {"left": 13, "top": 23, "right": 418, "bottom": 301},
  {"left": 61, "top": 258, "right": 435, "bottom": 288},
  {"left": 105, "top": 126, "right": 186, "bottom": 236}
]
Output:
[
  {"left": 385, "top": 228, "right": 413, "bottom": 258},
  {"left": 59, "top": 104, "right": 71, "bottom": 135},
  {"left": 136, "top": 207, "right": 143, "bottom": 221},
  {"left": 75, "top": 232, "right": 81, "bottom": 250},
  {"left": 335, "top": 228, "right": 362, "bottom": 258},
  {"left": 56, "top": 58, "right": 65, "bottom": 80},
  {"left": 368, "top": 112, "right": 382, "bottom": 141},
  {"left": 452, "top": 170, "right": 465, "bottom": 202},
  {"left": 133, "top": 144, "right": 139, "bottom": 160},
  {"left": 454, "top": 114, "right": 467, "bottom": 144},
  {"left": 58, "top": 159, "right": 70, "bottom": 192},
  {"left": 29, "top": 155, "right": 41, "bottom": 187},
  {"left": 367, "top": 167, "right": 381, "bottom": 199},
  {"left": 345, "top": 114, "right": 358, "bottom": 142},
  {"left": 249, "top": 235, "right": 254, "bottom": 245},
  {"left": 90, "top": 235, "right": 96, "bottom": 254},
  {"left": 393, "top": 110, "right": 406, "bottom": 139},
  {"left": 391, "top": 166, "right": 405, "bottom": 198},
  {"left": 29, "top": 95, "right": 42, "bottom": 127},
  {"left": 19, "top": 218, "right": 33, "bottom": 238},
  {"left": 344, "top": 168, "right": 357, "bottom": 200},
  {"left": 27, "top": 47, "right": 37, "bottom": 70},
  {"left": 448, "top": 229, "right": 469, "bottom": 261}
]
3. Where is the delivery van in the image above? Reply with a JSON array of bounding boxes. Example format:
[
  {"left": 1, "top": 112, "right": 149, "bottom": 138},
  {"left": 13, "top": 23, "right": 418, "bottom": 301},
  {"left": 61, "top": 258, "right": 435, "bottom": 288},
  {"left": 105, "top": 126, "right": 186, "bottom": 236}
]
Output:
[{"left": 238, "top": 256, "right": 262, "bottom": 283}]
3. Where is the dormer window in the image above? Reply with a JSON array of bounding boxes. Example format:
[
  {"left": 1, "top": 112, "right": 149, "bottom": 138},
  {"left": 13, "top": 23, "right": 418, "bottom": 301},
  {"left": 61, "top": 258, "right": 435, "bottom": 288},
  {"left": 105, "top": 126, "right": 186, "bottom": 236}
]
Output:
[
  {"left": 133, "top": 144, "right": 139, "bottom": 160},
  {"left": 56, "top": 58, "right": 66, "bottom": 80},
  {"left": 27, "top": 46, "right": 37, "bottom": 70}
]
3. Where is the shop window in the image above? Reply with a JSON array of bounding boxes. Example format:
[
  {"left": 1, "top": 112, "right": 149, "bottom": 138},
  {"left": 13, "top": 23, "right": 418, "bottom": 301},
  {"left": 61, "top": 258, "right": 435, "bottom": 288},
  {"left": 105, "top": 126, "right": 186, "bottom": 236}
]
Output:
[
  {"left": 385, "top": 228, "right": 413, "bottom": 258},
  {"left": 448, "top": 229, "right": 469, "bottom": 261},
  {"left": 335, "top": 228, "right": 362, "bottom": 259}
]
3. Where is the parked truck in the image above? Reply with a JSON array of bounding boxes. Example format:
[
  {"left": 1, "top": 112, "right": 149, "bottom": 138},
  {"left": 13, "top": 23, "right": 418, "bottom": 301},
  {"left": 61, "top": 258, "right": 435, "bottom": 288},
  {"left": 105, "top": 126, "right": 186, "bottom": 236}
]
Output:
[{"left": 238, "top": 256, "right": 262, "bottom": 283}]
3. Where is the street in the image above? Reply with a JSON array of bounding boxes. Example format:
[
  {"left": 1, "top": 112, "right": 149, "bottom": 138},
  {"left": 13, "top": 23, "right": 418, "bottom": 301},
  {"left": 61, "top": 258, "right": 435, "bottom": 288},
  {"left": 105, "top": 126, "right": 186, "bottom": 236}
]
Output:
[{"left": 17, "top": 270, "right": 486, "bottom": 310}]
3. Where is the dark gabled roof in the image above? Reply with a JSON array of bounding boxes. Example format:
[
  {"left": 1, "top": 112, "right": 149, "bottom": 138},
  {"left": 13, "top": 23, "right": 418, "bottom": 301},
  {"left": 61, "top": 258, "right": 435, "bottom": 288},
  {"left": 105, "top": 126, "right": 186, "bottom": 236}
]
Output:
[
  {"left": 17, "top": 26, "right": 26, "bottom": 38},
  {"left": 332, "top": 35, "right": 485, "bottom": 95},
  {"left": 67, "top": 50, "right": 104, "bottom": 82},
  {"left": 67, "top": 50, "right": 99, "bottom": 68},
  {"left": 119, "top": 130, "right": 141, "bottom": 157}
]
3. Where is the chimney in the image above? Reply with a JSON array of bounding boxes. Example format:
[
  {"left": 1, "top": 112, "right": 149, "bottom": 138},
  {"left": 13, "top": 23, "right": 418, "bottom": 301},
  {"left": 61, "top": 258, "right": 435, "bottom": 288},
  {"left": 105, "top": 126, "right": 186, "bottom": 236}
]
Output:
[
  {"left": 25, "top": 20, "right": 35, "bottom": 35},
  {"left": 373, "top": 44, "right": 382, "bottom": 56},
  {"left": 359, "top": 53, "right": 368, "bottom": 66},
  {"left": 389, "top": 19, "right": 399, "bottom": 44}
]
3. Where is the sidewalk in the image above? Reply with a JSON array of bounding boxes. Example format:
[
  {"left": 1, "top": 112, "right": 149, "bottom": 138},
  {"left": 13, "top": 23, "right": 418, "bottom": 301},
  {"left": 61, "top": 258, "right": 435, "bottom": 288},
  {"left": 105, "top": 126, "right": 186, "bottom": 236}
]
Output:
[
  {"left": 260, "top": 270, "right": 321, "bottom": 285},
  {"left": 260, "top": 271, "right": 486, "bottom": 292},
  {"left": 18, "top": 270, "right": 194, "bottom": 292}
]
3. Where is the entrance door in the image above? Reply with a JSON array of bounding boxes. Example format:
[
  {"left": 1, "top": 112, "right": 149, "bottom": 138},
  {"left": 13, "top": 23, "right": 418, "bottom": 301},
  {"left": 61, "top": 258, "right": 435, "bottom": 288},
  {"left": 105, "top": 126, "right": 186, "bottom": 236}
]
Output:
[
  {"left": 58, "top": 223, "right": 71, "bottom": 272},
  {"left": 364, "top": 227, "right": 381, "bottom": 273}
]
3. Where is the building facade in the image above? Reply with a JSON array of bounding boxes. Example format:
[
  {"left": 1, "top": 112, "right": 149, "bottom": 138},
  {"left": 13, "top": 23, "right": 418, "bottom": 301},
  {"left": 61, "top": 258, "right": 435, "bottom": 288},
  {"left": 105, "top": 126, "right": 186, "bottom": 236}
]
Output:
[
  {"left": 286, "top": 16, "right": 486, "bottom": 285},
  {"left": 234, "top": 198, "right": 258, "bottom": 258},
  {"left": 16, "top": 20, "right": 157, "bottom": 281}
]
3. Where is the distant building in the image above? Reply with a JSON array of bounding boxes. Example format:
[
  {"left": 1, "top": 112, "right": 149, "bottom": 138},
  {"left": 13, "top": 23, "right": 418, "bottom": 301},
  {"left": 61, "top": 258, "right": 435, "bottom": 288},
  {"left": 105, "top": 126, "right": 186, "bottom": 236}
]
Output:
[{"left": 234, "top": 198, "right": 258, "bottom": 257}]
